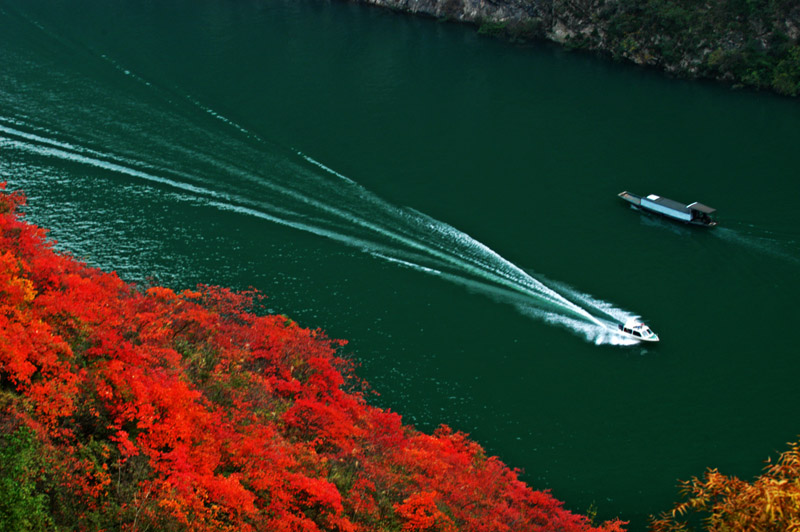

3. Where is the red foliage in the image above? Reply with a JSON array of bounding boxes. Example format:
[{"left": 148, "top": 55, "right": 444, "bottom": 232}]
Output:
[
  {"left": 0, "top": 184, "right": 627, "bottom": 531},
  {"left": 395, "top": 491, "right": 457, "bottom": 531}
]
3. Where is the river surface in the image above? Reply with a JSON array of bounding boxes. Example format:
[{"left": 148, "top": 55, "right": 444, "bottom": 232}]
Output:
[{"left": 2, "top": 0, "right": 800, "bottom": 528}]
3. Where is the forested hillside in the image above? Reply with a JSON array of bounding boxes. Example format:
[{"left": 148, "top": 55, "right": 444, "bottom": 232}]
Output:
[
  {"left": 0, "top": 183, "right": 626, "bottom": 531},
  {"left": 350, "top": 0, "right": 800, "bottom": 96}
]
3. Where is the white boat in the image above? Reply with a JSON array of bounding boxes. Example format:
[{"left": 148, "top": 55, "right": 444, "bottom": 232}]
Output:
[{"left": 616, "top": 318, "right": 659, "bottom": 342}]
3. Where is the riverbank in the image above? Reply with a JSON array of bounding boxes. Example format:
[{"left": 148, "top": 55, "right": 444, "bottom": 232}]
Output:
[{"left": 347, "top": 0, "right": 800, "bottom": 96}]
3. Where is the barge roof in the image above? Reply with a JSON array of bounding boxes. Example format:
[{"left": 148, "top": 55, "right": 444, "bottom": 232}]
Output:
[
  {"left": 644, "top": 194, "right": 690, "bottom": 214},
  {"left": 687, "top": 201, "right": 716, "bottom": 214}
]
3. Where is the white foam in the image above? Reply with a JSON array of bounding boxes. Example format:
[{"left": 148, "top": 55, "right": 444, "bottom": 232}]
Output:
[
  {"left": 516, "top": 306, "right": 641, "bottom": 346},
  {"left": 298, "top": 151, "right": 357, "bottom": 184},
  {"left": 539, "top": 275, "right": 639, "bottom": 326},
  {"left": 371, "top": 253, "right": 444, "bottom": 276},
  {"left": 0, "top": 131, "right": 225, "bottom": 201}
]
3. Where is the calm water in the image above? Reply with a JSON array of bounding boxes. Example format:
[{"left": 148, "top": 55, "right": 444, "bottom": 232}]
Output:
[{"left": 2, "top": 0, "right": 800, "bottom": 528}]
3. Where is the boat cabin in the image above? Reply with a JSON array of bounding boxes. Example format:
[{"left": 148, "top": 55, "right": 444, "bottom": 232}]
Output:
[
  {"left": 686, "top": 201, "right": 716, "bottom": 226},
  {"left": 617, "top": 318, "right": 659, "bottom": 342}
]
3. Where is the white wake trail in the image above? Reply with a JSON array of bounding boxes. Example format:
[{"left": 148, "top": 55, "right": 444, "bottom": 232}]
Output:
[{"left": 2, "top": 110, "right": 639, "bottom": 345}]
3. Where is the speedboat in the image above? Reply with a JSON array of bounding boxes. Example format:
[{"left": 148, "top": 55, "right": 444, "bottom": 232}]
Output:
[{"left": 616, "top": 318, "right": 659, "bottom": 342}]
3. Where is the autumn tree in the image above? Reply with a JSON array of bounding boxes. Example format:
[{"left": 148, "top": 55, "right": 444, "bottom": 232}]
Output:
[
  {"left": 0, "top": 183, "right": 626, "bottom": 531},
  {"left": 651, "top": 439, "right": 800, "bottom": 531}
]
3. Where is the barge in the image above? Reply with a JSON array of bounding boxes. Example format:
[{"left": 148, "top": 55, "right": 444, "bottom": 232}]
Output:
[{"left": 618, "top": 191, "right": 717, "bottom": 227}]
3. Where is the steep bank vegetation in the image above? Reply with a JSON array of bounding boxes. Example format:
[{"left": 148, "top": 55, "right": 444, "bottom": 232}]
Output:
[
  {"left": 0, "top": 182, "right": 626, "bottom": 531},
  {"left": 562, "top": 0, "right": 800, "bottom": 96},
  {"left": 348, "top": 0, "right": 800, "bottom": 96}
]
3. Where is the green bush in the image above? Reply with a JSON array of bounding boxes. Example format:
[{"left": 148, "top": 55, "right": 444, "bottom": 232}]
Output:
[
  {"left": 0, "top": 426, "right": 52, "bottom": 532},
  {"left": 771, "top": 45, "right": 800, "bottom": 95}
]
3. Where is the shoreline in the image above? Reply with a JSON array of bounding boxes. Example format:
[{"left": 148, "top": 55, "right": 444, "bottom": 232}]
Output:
[{"left": 344, "top": 0, "right": 800, "bottom": 97}]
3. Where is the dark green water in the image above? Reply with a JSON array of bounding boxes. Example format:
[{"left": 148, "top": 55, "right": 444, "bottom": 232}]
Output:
[{"left": 2, "top": 0, "right": 800, "bottom": 527}]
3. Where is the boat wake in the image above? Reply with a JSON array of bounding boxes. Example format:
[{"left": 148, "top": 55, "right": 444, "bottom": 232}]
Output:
[
  {"left": 0, "top": 42, "right": 647, "bottom": 346},
  {"left": 516, "top": 308, "right": 640, "bottom": 346},
  {"left": 1, "top": 114, "right": 646, "bottom": 345},
  {"left": 515, "top": 277, "right": 643, "bottom": 346},
  {"left": 713, "top": 225, "right": 800, "bottom": 265}
]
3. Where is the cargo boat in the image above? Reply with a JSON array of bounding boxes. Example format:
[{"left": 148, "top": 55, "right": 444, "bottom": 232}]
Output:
[{"left": 618, "top": 191, "right": 717, "bottom": 227}]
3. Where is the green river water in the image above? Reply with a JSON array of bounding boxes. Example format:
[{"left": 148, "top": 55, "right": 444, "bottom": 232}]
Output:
[{"left": 2, "top": 0, "right": 800, "bottom": 528}]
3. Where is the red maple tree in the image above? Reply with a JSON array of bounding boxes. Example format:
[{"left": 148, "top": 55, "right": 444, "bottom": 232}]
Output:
[{"left": 0, "top": 183, "right": 627, "bottom": 531}]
